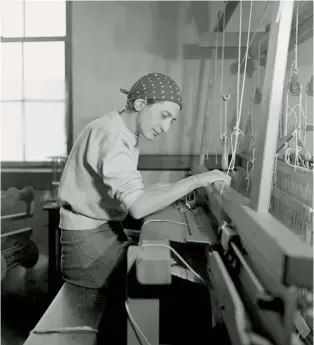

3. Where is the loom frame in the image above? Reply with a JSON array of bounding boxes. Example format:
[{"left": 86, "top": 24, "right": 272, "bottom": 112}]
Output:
[{"left": 196, "top": 0, "right": 313, "bottom": 291}]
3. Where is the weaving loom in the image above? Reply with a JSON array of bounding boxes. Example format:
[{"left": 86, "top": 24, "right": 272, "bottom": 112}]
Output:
[{"left": 127, "top": 1, "right": 313, "bottom": 345}]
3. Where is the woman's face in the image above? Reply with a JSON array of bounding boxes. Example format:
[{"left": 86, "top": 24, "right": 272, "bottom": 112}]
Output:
[{"left": 137, "top": 101, "right": 180, "bottom": 141}]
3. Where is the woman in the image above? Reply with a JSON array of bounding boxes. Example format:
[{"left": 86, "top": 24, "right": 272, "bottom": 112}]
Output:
[{"left": 58, "top": 72, "right": 230, "bottom": 342}]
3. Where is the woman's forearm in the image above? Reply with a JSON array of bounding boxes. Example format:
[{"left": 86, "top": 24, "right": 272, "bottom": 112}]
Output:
[
  {"left": 144, "top": 182, "right": 172, "bottom": 192},
  {"left": 128, "top": 175, "right": 200, "bottom": 219}
]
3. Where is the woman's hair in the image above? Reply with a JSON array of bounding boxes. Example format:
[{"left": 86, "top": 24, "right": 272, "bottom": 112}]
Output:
[{"left": 125, "top": 98, "right": 158, "bottom": 112}]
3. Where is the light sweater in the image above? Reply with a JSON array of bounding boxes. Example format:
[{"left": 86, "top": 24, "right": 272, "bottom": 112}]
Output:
[{"left": 58, "top": 111, "right": 144, "bottom": 230}]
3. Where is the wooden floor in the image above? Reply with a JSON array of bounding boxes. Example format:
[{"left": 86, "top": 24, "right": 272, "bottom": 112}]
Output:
[{"left": 1, "top": 293, "right": 50, "bottom": 345}]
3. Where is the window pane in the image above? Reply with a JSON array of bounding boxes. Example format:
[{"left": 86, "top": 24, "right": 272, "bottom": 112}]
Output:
[
  {"left": 24, "top": 80, "right": 66, "bottom": 100},
  {"left": 1, "top": 43, "right": 23, "bottom": 100},
  {"left": 25, "top": 0, "right": 66, "bottom": 37},
  {"left": 24, "top": 102, "right": 67, "bottom": 161},
  {"left": 1, "top": 1, "right": 24, "bottom": 37},
  {"left": 1, "top": 103, "right": 24, "bottom": 161},
  {"left": 24, "top": 42, "right": 65, "bottom": 80}
]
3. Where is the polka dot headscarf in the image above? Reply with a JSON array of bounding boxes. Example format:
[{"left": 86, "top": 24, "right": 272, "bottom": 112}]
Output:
[{"left": 120, "top": 73, "right": 183, "bottom": 109}]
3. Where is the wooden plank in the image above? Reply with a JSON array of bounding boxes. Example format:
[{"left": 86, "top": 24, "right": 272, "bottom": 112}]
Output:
[
  {"left": 290, "top": 14, "right": 313, "bottom": 49},
  {"left": 250, "top": 1, "right": 295, "bottom": 213},
  {"left": 1, "top": 227, "right": 32, "bottom": 239},
  {"left": 192, "top": 161, "right": 312, "bottom": 289},
  {"left": 197, "top": 32, "right": 266, "bottom": 48},
  {"left": 210, "top": 250, "right": 251, "bottom": 345},
  {"left": 214, "top": 1, "right": 240, "bottom": 32},
  {"left": 208, "top": 182, "right": 312, "bottom": 289},
  {"left": 1, "top": 212, "right": 33, "bottom": 222},
  {"left": 230, "top": 242, "right": 298, "bottom": 345},
  {"left": 183, "top": 45, "right": 246, "bottom": 60},
  {"left": 23, "top": 283, "right": 106, "bottom": 345}
]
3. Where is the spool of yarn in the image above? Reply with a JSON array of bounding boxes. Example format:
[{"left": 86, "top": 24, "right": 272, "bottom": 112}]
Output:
[
  {"left": 253, "top": 87, "right": 262, "bottom": 104},
  {"left": 2, "top": 239, "right": 39, "bottom": 273}
]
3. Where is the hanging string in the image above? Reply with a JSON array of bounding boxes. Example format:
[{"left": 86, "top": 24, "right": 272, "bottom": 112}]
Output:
[
  {"left": 202, "top": 1, "right": 269, "bottom": 169},
  {"left": 295, "top": 4, "right": 299, "bottom": 70},
  {"left": 202, "top": 19, "right": 220, "bottom": 163},
  {"left": 228, "top": 0, "right": 253, "bottom": 173},
  {"left": 213, "top": 12, "right": 222, "bottom": 164},
  {"left": 239, "top": 1, "right": 270, "bottom": 68},
  {"left": 235, "top": 2, "right": 242, "bottom": 127},
  {"left": 202, "top": 10, "right": 227, "bottom": 163},
  {"left": 218, "top": 0, "right": 253, "bottom": 207},
  {"left": 220, "top": 11, "right": 225, "bottom": 137}
]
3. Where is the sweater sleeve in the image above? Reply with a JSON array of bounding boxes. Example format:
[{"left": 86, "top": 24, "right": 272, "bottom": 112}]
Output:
[{"left": 97, "top": 134, "right": 144, "bottom": 210}]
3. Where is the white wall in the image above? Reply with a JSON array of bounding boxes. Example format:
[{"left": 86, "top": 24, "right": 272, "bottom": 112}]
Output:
[
  {"left": 70, "top": 1, "right": 252, "bottom": 159},
  {"left": 71, "top": 1, "right": 203, "bottom": 155}
]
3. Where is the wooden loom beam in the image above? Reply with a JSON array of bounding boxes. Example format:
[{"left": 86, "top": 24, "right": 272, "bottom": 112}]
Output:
[
  {"left": 249, "top": 1, "right": 313, "bottom": 58},
  {"left": 184, "top": 33, "right": 266, "bottom": 61},
  {"left": 250, "top": 1, "right": 295, "bottom": 214},
  {"left": 214, "top": 1, "right": 239, "bottom": 32},
  {"left": 192, "top": 164, "right": 313, "bottom": 291}
]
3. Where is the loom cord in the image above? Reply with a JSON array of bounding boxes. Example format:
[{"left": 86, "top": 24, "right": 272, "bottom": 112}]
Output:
[{"left": 220, "top": 10, "right": 226, "bottom": 137}]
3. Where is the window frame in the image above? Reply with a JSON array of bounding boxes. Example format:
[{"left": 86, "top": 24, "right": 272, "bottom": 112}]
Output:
[{"left": 1, "top": 1, "right": 72, "bottom": 170}]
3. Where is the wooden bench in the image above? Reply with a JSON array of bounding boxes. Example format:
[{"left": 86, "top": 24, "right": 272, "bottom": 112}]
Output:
[{"left": 23, "top": 282, "right": 107, "bottom": 345}]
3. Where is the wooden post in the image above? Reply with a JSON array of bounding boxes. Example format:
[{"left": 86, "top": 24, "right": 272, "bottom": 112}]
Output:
[{"left": 250, "top": 0, "right": 295, "bottom": 213}]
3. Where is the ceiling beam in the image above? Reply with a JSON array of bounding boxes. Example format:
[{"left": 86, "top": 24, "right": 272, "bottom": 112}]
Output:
[
  {"left": 198, "top": 32, "right": 265, "bottom": 48},
  {"left": 189, "top": 1, "right": 210, "bottom": 38},
  {"left": 183, "top": 32, "right": 265, "bottom": 60},
  {"left": 249, "top": 1, "right": 313, "bottom": 57},
  {"left": 213, "top": 1, "right": 239, "bottom": 32}
]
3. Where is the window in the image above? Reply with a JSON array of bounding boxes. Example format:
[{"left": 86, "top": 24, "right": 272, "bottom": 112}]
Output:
[{"left": 1, "top": 0, "right": 69, "bottom": 162}]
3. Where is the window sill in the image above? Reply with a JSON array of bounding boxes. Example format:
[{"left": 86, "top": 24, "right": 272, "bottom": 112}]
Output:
[{"left": 1, "top": 161, "right": 52, "bottom": 173}]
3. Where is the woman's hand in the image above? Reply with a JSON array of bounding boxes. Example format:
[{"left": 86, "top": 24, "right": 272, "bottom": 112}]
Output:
[{"left": 196, "top": 169, "right": 231, "bottom": 188}]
